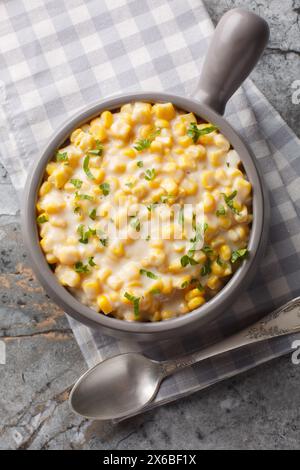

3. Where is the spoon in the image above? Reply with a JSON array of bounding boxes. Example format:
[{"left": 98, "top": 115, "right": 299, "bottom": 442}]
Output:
[{"left": 69, "top": 297, "right": 300, "bottom": 420}]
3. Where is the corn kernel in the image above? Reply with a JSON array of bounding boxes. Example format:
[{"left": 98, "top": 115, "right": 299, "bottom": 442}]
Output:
[
  {"left": 211, "top": 261, "right": 225, "bottom": 276},
  {"left": 201, "top": 170, "right": 216, "bottom": 190},
  {"left": 82, "top": 280, "right": 101, "bottom": 298},
  {"left": 153, "top": 102, "right": 175, "bottom": 120},
  {"left": 185, "top": 288, "right": 202, "bottom": 301},
  {"left": 161, "top": 177, "right": 178, "bottom": 196},
  {"left": 218, "top": 216, "right": 232, "bottom": 230},
  {"left": 155, "top": 119, "right": 169, "bottom": 128},
  {"left": 187, "top": 296, "right": 205, "bottom": 310},
  {"left": 90, "top": 122, "right": 107, "bottom": 142},
  {"left": 206, "top": 275, "right": 221, "bottom": 291},
  {"left": 132, "top": 102, "right": 152, "bottom": 123},
  {"left": 110, "top": 241, "right": 125, "bottom": 257},
  {"left": 46, "top": 253, "right": 58, "bottom": 264},
  {"left": 39, "top": 181, "right": 52, "bottom": 197},
  {"left": 178, "top": 135, "right": 193, "bottom": 147},
  {"left": 56, "top": 246, "right": 80, "bottom": 265},
  {"left": 214, "top": 133, "right": 230, "bottom": 150},
  {"left": 101, "top": 110, "right": 113, "bottom": 128},
  {"left": 97, "top": 267, "right": 112, "bottom": 282},
  {"left": 49, "top": 166, "right": 73, "bottom": 189},
  {"left": 174, "top": 122, "right": 186, "bottom": 136},
  {"left": 56, "top": 266, "right": 81, "bottom": 288},
  {"left": 110, "top": 120, "right": 132, "bottom": 140},
  {"left": 70, "top": 129, "right": 82, "bottom": 143},
  {"left": 209, "top": 149, "right": 225, "bottom": 167},
  {"left": 219, "top": 244, "right": 231, "bottom": 261},
  {"left": 90, "top": 168, "right": 105, "bottom": 184},
  {"left": 43, "top": 200, "right": 66, "bottom": 214},
  {"left": 46, "top": 162, "right": 57, "bottom": 176},
  {"left": 97, "top": 295, "right": 113, "bottom": 314},
  {"left": 161, "top": 310, "right": 174, "bottom": 320},
  {"left": 161, "top": 278, "right": 173, "bottom": 294},
  {"left": 107, "top": 275, "right": 123, "bottom": 290},
  {"left": 150, "top": 140, "right": 164, "bottom": 153},
  {"left": 168, "top": 260, "right": 182, "bottom": 273},
  {"left": 123, "top": 148, "right": 136, "bottom": 158},
  {"left": 203, "top": 192, "right": 216, "bottom": 213},
  {"left": 186, "top": 144, "right": 206, "bottom": 160}
]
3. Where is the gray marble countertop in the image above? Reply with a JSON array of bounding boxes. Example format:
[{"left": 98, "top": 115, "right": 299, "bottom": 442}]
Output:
[{"left": 0, "top": 0, "right": 300, "bottom": 450}]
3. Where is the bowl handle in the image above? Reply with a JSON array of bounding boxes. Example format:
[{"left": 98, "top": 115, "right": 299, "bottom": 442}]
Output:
[{"left": 195, "top": 8, "right": 269, "bottom": 115}]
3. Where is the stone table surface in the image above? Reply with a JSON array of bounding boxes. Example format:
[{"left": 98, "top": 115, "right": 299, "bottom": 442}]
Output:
[{"left": 1, "top": 0, "right": 300, "bottom": 450}]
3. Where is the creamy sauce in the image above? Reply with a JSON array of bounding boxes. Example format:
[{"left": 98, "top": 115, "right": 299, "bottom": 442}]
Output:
[{"left": 37, "top": 102, "right": 252, "bottom": 321}]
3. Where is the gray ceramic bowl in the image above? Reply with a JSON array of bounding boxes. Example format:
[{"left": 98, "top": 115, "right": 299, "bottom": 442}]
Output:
[{"left": 22, "top": 9, "right": 270, "bottom": 342}]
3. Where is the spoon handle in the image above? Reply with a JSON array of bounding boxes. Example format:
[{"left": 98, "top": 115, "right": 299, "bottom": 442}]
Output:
[{"left": 161, "top": 297, "right": 300, "bottom": 377}]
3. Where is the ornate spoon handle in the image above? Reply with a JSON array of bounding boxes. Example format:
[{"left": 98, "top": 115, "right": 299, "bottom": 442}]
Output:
[{"left": 161, "top": 297, "right": 300, "bottom": 377}]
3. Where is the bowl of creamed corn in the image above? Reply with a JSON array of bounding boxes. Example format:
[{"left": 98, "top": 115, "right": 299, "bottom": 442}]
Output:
[{"left": 22, "top": 11, "right": 270, "bottom": 341}]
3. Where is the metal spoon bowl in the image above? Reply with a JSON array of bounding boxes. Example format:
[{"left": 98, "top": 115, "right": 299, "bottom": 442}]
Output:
[{"left": 70, "top": 297, "right": 300, "bottom": 420}]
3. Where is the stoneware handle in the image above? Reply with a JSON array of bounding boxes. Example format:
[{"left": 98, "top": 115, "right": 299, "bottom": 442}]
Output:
[{"left": 196, "top": 8, "right": 270, "bottom": 115}]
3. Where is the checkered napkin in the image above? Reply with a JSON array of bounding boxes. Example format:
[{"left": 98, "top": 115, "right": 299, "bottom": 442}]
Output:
[{"left": 1, "top": 0, "right": 300, "bottom": 418}]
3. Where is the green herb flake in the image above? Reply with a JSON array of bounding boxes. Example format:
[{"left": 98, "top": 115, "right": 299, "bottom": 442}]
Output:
[
  {"left": 130, "top": 216, "right": 141, "bottom": 232},
  {"left": 201, "top": 245, "right": 214, "bottom": 255},
  {"left": 150, "top": 288, "right": 161, "bottom": 295},
  {"left": 133, "top": 128, "right": 161, "bottom": 151},
  {"left": 178, "top": 207, "right": 184, "bottom": 227},
  {"left": 77, "top": 225, "right": 96, "bottom": 244},
  {"left": 124, "top": 292, "right": 140, "bottom": 318},
  {"left": 144, "top": 168, "right": 156, "bottom": 181},
  {"left": 75, "top": 191, "right": 94, "bottom": 201},
  {"left": 216, "top": 206, "right": 226, "bottom": 217},
  {"left": 139, "top": 269, "right": 158, "bottom": 280},
  {"left": 56, "top": 151, "right": 68, "bottom": 162},
  {"left": 231, "top": 248, "right": 249, "bottom": 264},
  {"left": 201, "top": 259, "right": 212, "bottom": 276},
  {"left": 99, "top": 182, "right": 110, "bottom": 196},
  {"left": 83, "top": 155, "right": 94, "bottom": 180},
  {"left": 74, "top": 261, "right": 89, "bottom": 273},
  {"left": 222, "top": 190, "right": 240, "bottom": 215},
  {"left": 37, "top": 214, "right": 49, "bottom": 224},
  {"left": 180, "top": 255, "right": 199, "bottom": 267},
  {"left": 88, "top": 140, "right": 103, "bottom": 156},
  {"left": 89, "top": 208, "right": 97, "bottom": 220},
  {"left": 137, "top": 161, "right": 144, "bottom": 168},
  {"left": 187, "top": 122, "right": 217, "bottom": 144},
  {"left": 88, "top": 256, "right": 96, "bottom": 267},
  {"left": 70, "top": 178, "right": 83, "bottom": 189}
]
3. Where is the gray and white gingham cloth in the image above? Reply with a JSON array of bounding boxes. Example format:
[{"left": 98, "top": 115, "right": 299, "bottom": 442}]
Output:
[{"left": 1, "top": 0, "right": 300, "bottom": 417}]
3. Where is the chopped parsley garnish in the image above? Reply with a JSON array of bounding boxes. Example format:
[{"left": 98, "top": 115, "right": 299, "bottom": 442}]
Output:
[
  {"left": 99, "top": 182, "right": 110, "bottom": 196},
  {"left": 216, "top": 206, "right": 226, "bottom": 217},
  {"left": 147, "top": 202, "right": 159, "bottom": 212},
  {"left": 130, "top": 216, "right": 141, "bottom": 232},
  {"left": 133, "top": 128, "right": 161, "bottom": 151},
  {"left": 74, "top": 206, "right": 81, "bottom": 214},
  {"left": 231, "top": 248, "right": 249, "bottom": 263},
  {"left": 74, "top": 262, "right": 89, "bottom": 273},
  {"left": 160, "top": 194, "right": 174, "bottom": 203},
  {"left": 178, "top": 207, "right": 184, "bottom": 227},
  {"left": 150, "top": 288, "right": 161, "bottom": 295},
  {"left": 83, "top": 155, "right": 94, "bottom": 180},
  {"left": 137, "top": 161, "right": 144, "bottom": 168},
  {"left": 124, "top": 292, "right": 140, "bottom": 318},
  {"left": 201, "top": 259, "right": 212, "bottom": 276},
  {"left": 89, "top": 208, "right": 97, "bottom": 220},
  {"left": 88, "top": 256, "right": 96, "bottom": 267},
  {"left": 75, "top": 191, "right": 94, "bottom": 201},
  {"left": 180, "top": 255, "right": 199, "bottom": 267},
  {"left": 144, "top": 168, "right": 156, "bottom": 181},
  {"left": 139, "top": 269, "right": 158, "bottom": 279},
  {"left": 88, "top": 140, "right": 103, "bottom": 156},
  {"left": 216, "top": 256, "right": 224, "bottom": 266},
  {"left": 201, "top": 245, "right": 214, "bottom": 255},
  {"left": 77, "top": 225, "right": 96, "bottom": 244},
  {"left": 222, "top": 190, "right": 240, "bottom": 215},
  {"left": 70, "top": 178, "right": 83, "bottom": 189},
  {"left": 189, "top": 223, "right": 207, "bottom": 256},
  {"left": 56, "top": 151, "right": 68, "bottom": 162},
  {"left": 37, "top": 214, "right": 49, "bottom": 224},
  {"left": 181, "top": 280, "right": 189, "bottom": 289},
  {"left": 97, "top": 229, "right": 108, "bottom": 247},
  {"left": 187, "top": 122, "right": 217, "bottom": 144}
]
